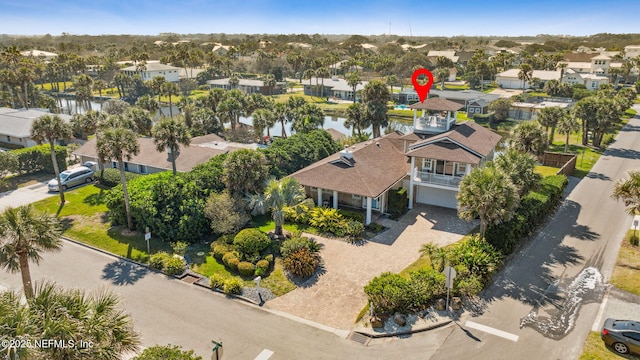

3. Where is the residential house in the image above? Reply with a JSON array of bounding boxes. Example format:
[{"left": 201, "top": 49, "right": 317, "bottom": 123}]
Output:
[
  {"left": 20, "top": 50, "right": 58, "bottom": 62},
  {"left": 211, "top": 43, "right": 232, "bottom": 55},
  {"left": 302, "top": 77, "right": 368, "bottom": 101},
  {"left": 0, "top": 108, "right": 72, "bottom": 148},
  {"left": 427, "top": 50, "right": 460, "bottom": 64},
  {"left": 73, "top": 133, "right": 258, "bottom": 174},
  {"left": 206, "top": 78, "right": 283, "bottom": 95},
  {"left": 508, "top": 101, "right": 572, "bottom": 121},
  {"left": 562, "top": 69, "right": 610, "bottom": 90},
  {"left": 121, "top": 63, "right": 181, "bottom": 82},
  {"left": 429, "top": 90, "right": 500, "bottom": 115},
  {"left": 289, "top": 97, "right": 501, "bottom": 224},
  {"left": 624, "top": 45, "right": 640, "bottom": 59},
  {"left": 495, "top": 69, "right": 561, "bottom": 89}
]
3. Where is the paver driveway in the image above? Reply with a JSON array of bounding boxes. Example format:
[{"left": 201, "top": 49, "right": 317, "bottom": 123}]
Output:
[{"left": 265, "top": 204, "right": 477, "bottom": 330}]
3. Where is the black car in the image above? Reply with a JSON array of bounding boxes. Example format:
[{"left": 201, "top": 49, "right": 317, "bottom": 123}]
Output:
[{"left": 601, "top": 318, "right": 640, "bottom": 355}]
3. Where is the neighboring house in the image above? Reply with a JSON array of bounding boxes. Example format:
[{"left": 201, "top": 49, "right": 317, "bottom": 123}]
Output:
[
  {"left": 325, "top": 128, "right": 347, "bottom": 142},
  {"left": 206, "top": 78, "right": 283, "bottom": 95},
  {"left": 73, "top": 134, "right": 258, "bottom": 174},
  {"left": 429, "top": 90, "right": 500, "bottom": 114},
  {"left": 289, "top": 97, "right": 501, "bottom": 224},
  {"left": 509, "top": 101, "right": 572, "bottom": 121},
  {"left": 211, "top": 43, "right": 231, "bottom": 55},
  {"left": 121, "top": 63, "right": 181, "bottom": 82},
  {"left": 302, "top": 77, "right": 368, "bottom": 101},
  {"left": 0, "top": 108, "right": 72, "bottom": 148},
  {"left": 427, "top": 50, "right": 460, "bottom": 64},
  {"left": 624, "top": 45, "right": 640, "bottom": 59},
  {"left": 495, "top": 69, "right": 561, "bottom": 89},
  {"left": 561, "top": 69, "right": 610, "bottom": 90}
]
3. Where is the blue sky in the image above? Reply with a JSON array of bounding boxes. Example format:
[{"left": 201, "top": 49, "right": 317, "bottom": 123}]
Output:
[{"left": 0, "top": 0, "right": 638, "bottom": 37}]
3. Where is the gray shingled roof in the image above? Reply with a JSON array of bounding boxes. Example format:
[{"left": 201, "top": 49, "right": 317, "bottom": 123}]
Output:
[{"left": 0, "top": 108, "right": 72, "bottom": 138}]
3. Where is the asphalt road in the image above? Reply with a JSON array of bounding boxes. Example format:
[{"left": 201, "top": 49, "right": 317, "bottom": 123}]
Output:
[
  {"left": 0, "top": 239, "right": 453, "bottom": 359},
  {"left": 431, "top": 108, "right": 640, "bottom": 360}
]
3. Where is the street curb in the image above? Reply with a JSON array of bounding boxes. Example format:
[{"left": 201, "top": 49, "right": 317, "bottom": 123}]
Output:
[{"left": 354, "top": 319, "right": 454, "bottom": 338}]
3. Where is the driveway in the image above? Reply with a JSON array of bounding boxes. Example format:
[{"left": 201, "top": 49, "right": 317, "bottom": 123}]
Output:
[
  {"left": 265, "top": 204, "right": 477, "bottom": 330},
  {"left": 0, "top": 181, "right": 55, "bottom": 211}
]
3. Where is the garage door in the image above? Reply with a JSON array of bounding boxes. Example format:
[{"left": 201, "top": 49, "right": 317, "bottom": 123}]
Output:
[
  {"left": 497, "top": 78, "right": 522, "bottom": 89},
  {"left": 416, "top": 186, "right": 458, "bottom": 209}
]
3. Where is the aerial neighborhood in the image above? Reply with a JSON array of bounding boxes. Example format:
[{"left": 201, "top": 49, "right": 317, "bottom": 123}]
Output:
[{"left": 0, "top": 23, "right": 640, "bottom": 360}]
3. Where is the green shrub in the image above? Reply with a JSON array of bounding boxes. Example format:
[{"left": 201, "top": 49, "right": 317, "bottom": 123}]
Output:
[
  {"left": 222, "top": 252, "right": 240, "bottom": 271},
  {"left": 11, "top": 144, "right": 67, "bottom": 174},
  {"left": 364, "top": 272, "right": 411, "bottom": 314},
  {"left": 222, "top": 278, "right": 243, "bottom": 295},
  {"left": 171, "top": 241, "right": 189, "bottom": 256},
  {"left": 264, "top": 254, "right": 274, "bottom": 264},
  {"left": 212, "top": 243, "right": 232, "bottom": 261},
  {"left": 237, "top": 261, "right": 256, "bottom": 277},
  {"left": 337, "top": 209, "right": 364, "bottom": 222},
  {"left": 255, "top": 259, "right": 270, "bottom": 276},
  {"left": 407, "top": 268, "right": 446, "bottom": 310},
  {"left": 283, "top": 248, "right": 319, "bottom": 278},
  {"left": 254, "top": 266, "right": 267, "bottom": 277},
  {"left": 280, "top": 235, "right": 320, "bottom": 258},
  {"left": 387, "top": 187, "right": 408, "bottom": 220},
  {"left": 209, "top": 274, "right": 225, "bottom": 289},
  {"left": 97, "top": 168, "right": 141, "bottom": 188},
  {"left": 345, "top": 219, "right": 365, "bottom": 238},
  {"left": 629, "top": 233, "right": 639, "bottom": 246},
  {"left": 308, "top": 207, "right": 344, "bottom": 234},
  {"left": 448, "top": 236, "right": 503, "bottom": 283},
  {"left": 149, "top": 251, "right": 171, "bottom": 270},
  {"left": 164, "top": 256, "right": 186, "bottom": 275},
  {"left": 233, "top": 229, "right": 271, "bottom": 256},
  {"left": 217, "top": 233, "right": 235, "bottom": 245}
]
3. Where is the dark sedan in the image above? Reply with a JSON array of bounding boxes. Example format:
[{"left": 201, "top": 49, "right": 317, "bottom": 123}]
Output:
[{"left": 601, "top": 318, "right": 640, "bottom": 355}]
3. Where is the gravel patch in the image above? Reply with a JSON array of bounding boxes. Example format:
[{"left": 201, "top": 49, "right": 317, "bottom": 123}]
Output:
[{"left": 241, "top": 286, "right": 276, "bottom": 304}]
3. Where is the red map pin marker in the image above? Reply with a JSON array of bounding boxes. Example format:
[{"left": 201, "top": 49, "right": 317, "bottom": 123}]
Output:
[{"left": 411, "top": 68, "right": 434, "bottom": 103}]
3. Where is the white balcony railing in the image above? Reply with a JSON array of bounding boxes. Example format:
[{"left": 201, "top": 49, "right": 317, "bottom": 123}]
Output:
[
  {"left": 414, "top": 116, "right": 452, "bottom": 132},
  {"left": 416, "top": 171, "right": 463, "bottom": 188}
]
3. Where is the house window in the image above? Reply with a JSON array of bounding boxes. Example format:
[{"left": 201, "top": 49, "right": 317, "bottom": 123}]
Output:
[
  {"left": 352, "top": 194, "right": 361, "bottom": 200},
  {"left": 139, "top": 165, "right": 148, "bottom": 174},
  {"left": 422, "top": 159, "right": 433, "bottom": 172},
  {"left": 457, "top": 163, "right": 468, "bottom": 175},
  {"left": 6, "top": 136, "right": 10, "bottom": 142},
  {"left": 124, "top": 163, "right": 129, "bottom": 171},
  {"left": 310, "top": 186, "right": 318, "bottom": 192},
  {"left": 112, "top": 162, "right": 117, "bottom": 169}
]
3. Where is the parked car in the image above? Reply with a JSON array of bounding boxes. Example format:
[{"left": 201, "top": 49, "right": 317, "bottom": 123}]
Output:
[
  {"left": 47, "top": 166, "right": 95, "bottom": 192},
  {"left": 601, "top": 318, "right": 640, "bottom": 355}
]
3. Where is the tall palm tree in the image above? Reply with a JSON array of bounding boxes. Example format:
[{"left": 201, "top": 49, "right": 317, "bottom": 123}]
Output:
[
  {"left": 457, "top": 165, "right": 520, "bottom": 239},
  {"left": 0, "top": 205, "right": 63, "bottom": 299},
  {"left": 161, "top": 82, "right": 179, "bottom": 118},
  {"left": 152, "top": 117, "right": 192, "bottom": 176},
  {"left": 97, "top": 118, "right": 140, "bottom": 231},
  {"left": 611, "top": 169, "right": 640, "bottom": 216},
  {"left": 30, "top": 114, "right": 72, "bottom": 204},
  {"left": 361, "top": 80, "right": 390, "bottom": 138},
  {"left": 493, "top": 149, "right": 541, "bottom": 195},
  {"left": 252, "top": 108, "right": 276, "bottom": 142},
  {"left": 273, "top": 102, "right": 289, "bottom": 138},
  {"left": 345, "top": 102, "right": 369, "bottom": 136},
  {"left": 536, "top": 106, "right": 567, "bottom": 145},
  {"left": 518, "top": 63, "right": 533, "bottom": 90},
  {"left": 557, "top": 112, "right": 581, "bottom": 153},
  {"left": 292, "top": 103, "right": 324, "bottom": 134},
  {"left": 249, "top": 177, "right": 306, "bottom": 236},
  {"left": 346, "top": 71, "right": 362, "bottom": 103},
  {"left": 93, "top": 78, "right": 107, "bottom": 111},
  {"left": 511, "top": 121, "right": 548, "bottom": 156}
]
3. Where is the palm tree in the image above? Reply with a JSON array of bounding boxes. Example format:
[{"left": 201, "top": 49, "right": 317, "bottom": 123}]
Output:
[
  {"left": 361, "top": 80, "right": 390, "bottom": 138},
  {"left": 161, "top": 82, "right": 179, "bottom": 118},
  {"left": 346, "top": 71, "right": 362, "bottom": 103},
  {"left": 273, "top": 102, "right": 289, "bottom": 138},
  {"left": 292, "top": 103, "right": 324, "bottom": 134},
  {"left": 611, "top": 169, "right": 640, "bottom": 216},
  {"left": 557, "top": 112, "right": 581, "bottom": 153},
  {"left": 536, "top": 106, "right": 567, "bottom": 145},
  {"left": 316, "top": 67, "right": 330, "bottom": 98},
  {"left": 345, "top": 102, "right": 369, "bottom": 136},
  {"left": 0, "top": 281, "right": 140, "bottom": 359},
  {"left": 518, "top": 63, "right": 533, "bottom": 90},
  {"left": 249, "top": 177, "right": 306, "bottom": 236},
  {"left": 511, "top": 121, "right": 548, "bottom": 156},
  {"left": 493, "top": 149, "right": 541, "bottom": 195},
  {"left": 302, "top": 69, "right": 316, "bottom": 97},
  {"left": 97, "top": 118, "right": 140, "bottom": 231},
  {"left": 152, "top": 117, "right": 192, "bottom": 176},
  {"left": 252, "top": 108, "right": 276, "bottom": 142},
  {"left": 92, "top": 79, "right": 107, "bottom": 111},
  {"left": 420, "top": 243, "right": 448, "bottom": 272},
  {"left": 0, "top": 205, "right": 63, "bottom": 299},
  {"left": 457, "top": 165, "right": 520, "bottom": 239},
  {"left": 30, "top": 114, "right": 72, "bottom": 204}
]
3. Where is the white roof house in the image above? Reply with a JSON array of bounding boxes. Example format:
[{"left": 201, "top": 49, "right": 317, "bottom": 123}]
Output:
[
  {"left": 121, "top": 63, "right": 181, "bottom": 82},
  {"left": 495, "top": 69, "right": 561, "bottom": 89},
  {"left": 562, "top": 69, "right": 609, "bottom": 90},
  {"left": 0, "top": 108, "right": 72, "bottom": 148},
  {"left": 624, "top": 45, "right": 640, "bottom": 59},
  {"left": 427, "top": 50, "right": 459, "bottom": 63},
  {"left": 20, "top": 50, "right": 58, "bottom": 62}
]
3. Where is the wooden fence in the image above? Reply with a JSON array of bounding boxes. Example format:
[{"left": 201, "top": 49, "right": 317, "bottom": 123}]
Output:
[{"left": 542, "top": 151, "right": 576, "bottom": 176}]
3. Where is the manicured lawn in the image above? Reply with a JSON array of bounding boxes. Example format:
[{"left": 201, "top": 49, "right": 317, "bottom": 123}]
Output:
[
  {"left": 578, "top": 331, "right": 638, "bottom": 360},
  {"left": 41, "top": 81, "right": 72, "bottom": 91},
  {"left": 610, "top": 230, "right": 640, "bottom": 296},
  {"left": 32, "top": 184, "right": 171, "bottom": 262},
  {"left": 251, "top": 214, "right": 319, "bottom": 235},
  {"left": 535, "top": 165, "right": 560, "bottom": 178},
  {"left": 547, "top": 143, "right": 602, "bottom": 178}
]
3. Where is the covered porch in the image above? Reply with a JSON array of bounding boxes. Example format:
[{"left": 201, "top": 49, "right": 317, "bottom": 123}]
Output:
[{"left": 307, "top": 186, "right": 394, "bottom": 225}]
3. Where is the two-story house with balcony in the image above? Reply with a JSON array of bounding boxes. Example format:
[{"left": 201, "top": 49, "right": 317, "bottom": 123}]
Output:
[{"left": 289, "top": 97, "right": 501, "bottom": 224}]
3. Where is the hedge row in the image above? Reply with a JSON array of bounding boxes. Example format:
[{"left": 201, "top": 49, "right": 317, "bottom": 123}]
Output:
[
  {"left": 96, "top": 168, "right": 142, "bottom": 188},
  {"left": 485, "top": 174, "right": 568, "bottom": 254},
  {"left": 10, "top": 144, "right": 67, "bottom": 174},
  {"left": 364, "top": 269, "right": 446, "bottom": 314}
]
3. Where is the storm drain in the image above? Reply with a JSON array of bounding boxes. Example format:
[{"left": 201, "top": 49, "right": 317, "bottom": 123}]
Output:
[{"left": 347, "top": 332, "right": 371, "bottom": 346}]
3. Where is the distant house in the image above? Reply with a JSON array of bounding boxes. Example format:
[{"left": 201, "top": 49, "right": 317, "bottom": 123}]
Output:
[
  {"left": 73, "top": 134, "right": 259, "bottom": 174},
  {"left": 495, "top": 69, "right": 561, "bottom": 89},
  {"left": 624, "top": 45, "right": 640, "bottom": 59},
  {"left": 121, "top": 63, "right": 181, "bottom": 82},
  {"left": 561, "top": 69, "right": 610, "bottom": 90},
  {"left": 289, "top": 97, "right": 501, "bottom": 224},
  {"left": 429, "top": 90, "right": 500, "bottom": 115},
  {"left": 325, "top": 128, "right": 346, "bottom": 142},
  {"left": 508, "top": 101, "right": 572, "bottom": 121},
  {"left": 0, "top": 108, "right": 72, "bottom": 148},
  {"left": 206, "top": 78, "right": 283, "bottom": 95},
  {"left": 211, "top": 43, "right": 232, "bottom": 55},
  {"left": 302, "top": 77, "right": 368, "bottom": 101},
  {"left": 427, "top": 50, "right": 459, "bottom": 64}
]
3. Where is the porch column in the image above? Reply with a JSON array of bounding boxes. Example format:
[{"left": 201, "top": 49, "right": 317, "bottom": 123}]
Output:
[
  {"left": 379, "top": 192, "right": 386, "bottom": 214},
  {"left": 408, "top": 157, "right": 415, "bottom": 209},
  {"left": 332, "top": 190, "right": 338, "bottom": 209},
  {"left": 317, "top": 188, "right": 323, "bottom": 206},
  {"left": 365, "top": 196, "right": 372, "bottom": 225}
]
